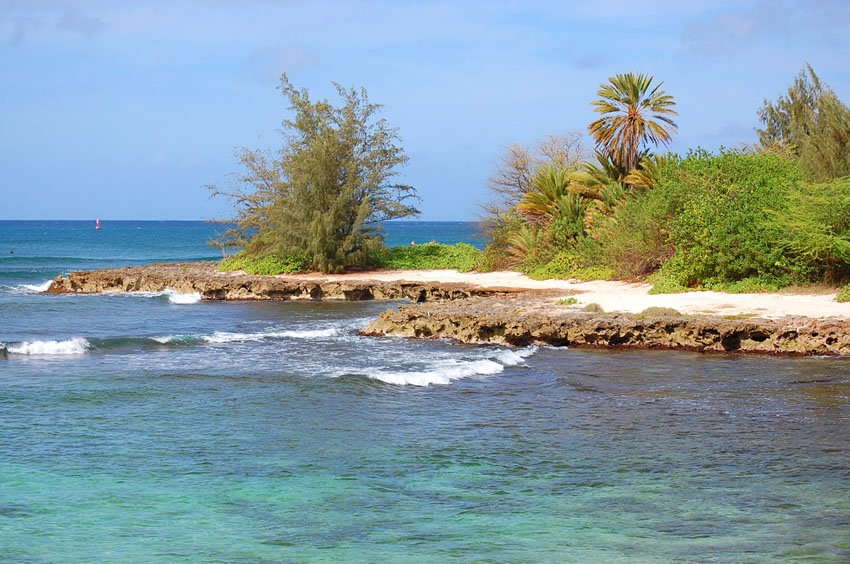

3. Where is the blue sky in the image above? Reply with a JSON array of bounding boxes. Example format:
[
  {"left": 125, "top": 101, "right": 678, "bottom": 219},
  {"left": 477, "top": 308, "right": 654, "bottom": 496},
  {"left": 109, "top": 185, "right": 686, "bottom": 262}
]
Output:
[{"left": 2, "top": 0, "right": 849, "bottom": 220}]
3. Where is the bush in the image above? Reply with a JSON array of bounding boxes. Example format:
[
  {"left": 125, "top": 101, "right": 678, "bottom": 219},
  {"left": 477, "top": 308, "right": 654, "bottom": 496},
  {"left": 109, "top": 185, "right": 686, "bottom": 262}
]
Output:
[
  {"left": 592, "top": 188, "right": 677, "bottom": 279},
  {"left": 702, "top": 275, "right": 789, "bottom": 294},
  {"left": 371, "top": 242, "right": 482, "bottom": 272},
  {"left": 657, "top": 150, "right": 805, "bottom": 288},
  {"left": 477, "top": 212, "right": 527, "bottom": 272},
  {"left": 526, "top": 250, "right": 615, "bottom": 281},
  {"left": 768, "top": 178, "right": 850, "bottom": 282},
  {"left": 647, "top": 270, "right": 689, "bottom": 294},
  {"left": 838, "top": 284, "right": 850, "bottom": 303},
  {"left": 583, "top": 303, "right": 605, "bottom": 313},
  {"left": 218, "top": 252, "right": 308, "bottom": 275}
]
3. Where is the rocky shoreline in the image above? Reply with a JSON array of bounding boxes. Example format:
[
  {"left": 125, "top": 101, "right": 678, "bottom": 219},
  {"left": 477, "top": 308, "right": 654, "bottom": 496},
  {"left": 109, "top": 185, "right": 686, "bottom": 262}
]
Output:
[
  {"left": 363, "top": 295, "right": 850, "bottom": 356},
  {"left": 47, "top": 263, "right": 850, "bottom": 356},
  {"left": 47, "top": 262, "right": 530, "bottom": 302}
]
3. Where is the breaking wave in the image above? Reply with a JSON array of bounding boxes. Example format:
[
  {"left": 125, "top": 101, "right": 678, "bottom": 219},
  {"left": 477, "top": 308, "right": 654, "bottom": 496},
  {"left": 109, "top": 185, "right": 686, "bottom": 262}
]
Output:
[
  {"left": 203, "top": 328, "right": 339, "bottom": 343},
  {"left": 364, "top": 346, "right": 537, "bottom": 387},
  {"left": 21, "top": 280, "right": 53, "bottom": 293},
  {"left": 1, "top": 280, "right": 54, "bottom": 295},
  {"left": 164, "top": 290, "right": 202, "bottom": 305},
  {"left": 5, "top": 338, "right": 90, "bottom": 355},
  {"left": 1, "top": 325, "right": 344, "bottom": 357}
]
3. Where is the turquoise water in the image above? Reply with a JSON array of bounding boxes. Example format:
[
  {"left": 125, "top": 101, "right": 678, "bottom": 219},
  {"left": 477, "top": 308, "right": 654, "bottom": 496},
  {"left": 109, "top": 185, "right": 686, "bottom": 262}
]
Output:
[{"left": 1, "top": 221, "right": 849, "bottom": 561}]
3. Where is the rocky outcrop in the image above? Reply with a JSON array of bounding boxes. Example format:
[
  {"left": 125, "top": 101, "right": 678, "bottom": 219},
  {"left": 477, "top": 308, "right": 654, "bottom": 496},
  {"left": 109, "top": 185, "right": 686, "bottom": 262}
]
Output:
[
  {"left": 362, "top": 295, "right": 850, "bottom": 356},
  {"left": 46, "top": 262, "right": 850, "bottom": 355},
  {"left": 46, "top": 262, "right": 530, "bottom": 302}
]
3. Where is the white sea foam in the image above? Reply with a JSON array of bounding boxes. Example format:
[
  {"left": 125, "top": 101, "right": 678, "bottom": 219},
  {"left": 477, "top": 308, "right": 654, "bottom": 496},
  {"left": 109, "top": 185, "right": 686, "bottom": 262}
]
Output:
[
  {"left": 165, "top": 290, "right": 202, "bottom": 304},
  {"left": 114, "top": 289, "right": 201, "bottom": 303},
  {"left": 2, "top": 280, "right": 54, "bottom": 295},
  {"left": 202, "top": 327, "right": 339, "bottom": 344},
  {"left": 203, "top": 331, "right": 267, "bottom": 344},
  {"left": 7, "top": 337, "right": 90, "bottom": 355},
  {"left": 20, "top": 280, "right": 53, "bottom": 293},
  {"left": 266, "top": 328, "right": 339, "bottom": 339},
  {"left": 366, "top": 346, "right": 538, "bottom": 387},
  {"left": 494, "top": 346, "right": 538, "bottom": 366},
  {"left": 150, "top": 334, "right": 199, "bottom": 344}
]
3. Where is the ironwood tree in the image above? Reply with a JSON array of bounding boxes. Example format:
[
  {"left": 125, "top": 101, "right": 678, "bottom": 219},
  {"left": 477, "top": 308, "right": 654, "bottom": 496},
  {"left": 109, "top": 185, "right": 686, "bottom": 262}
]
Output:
[{"left": 212, "top": 75, "right": 419, "bottom": 273}]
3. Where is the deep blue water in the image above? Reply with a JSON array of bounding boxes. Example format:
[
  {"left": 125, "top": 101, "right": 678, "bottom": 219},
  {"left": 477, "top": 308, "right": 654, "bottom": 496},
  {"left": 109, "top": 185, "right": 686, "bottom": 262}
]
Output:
[{"left": 1, "top": 221, "right": 849, "bottom": 561}]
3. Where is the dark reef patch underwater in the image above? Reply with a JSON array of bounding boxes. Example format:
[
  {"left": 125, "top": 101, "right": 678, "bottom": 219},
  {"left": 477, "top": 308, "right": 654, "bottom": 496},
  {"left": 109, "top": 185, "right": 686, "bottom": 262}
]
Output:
[{"left": 1, "top": 221, "right": 848, "bottom": 561}]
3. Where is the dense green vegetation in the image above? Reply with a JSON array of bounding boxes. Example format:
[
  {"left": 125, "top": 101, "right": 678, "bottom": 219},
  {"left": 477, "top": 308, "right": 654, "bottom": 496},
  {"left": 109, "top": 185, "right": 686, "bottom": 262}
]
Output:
[
  {"left": 218, "top": 242, "right": 483, "bottom": 274},
  {"left": 218, "top": 252, "right": 308, "bottom": 275},
  {"left": 211, "top": 75, "right": 418, "bottom": 273},
  {"left": 481, "top": 67, "right": 850, "bottom": 297},
  {"left": 370, "top": 242, "right": 482, "bottom": 272},
  {"left": 757, "top": 65, "right": 850, "bottom": 182},
  {"left": 215, "top": 68, "right": 850, "bottom": 300}
]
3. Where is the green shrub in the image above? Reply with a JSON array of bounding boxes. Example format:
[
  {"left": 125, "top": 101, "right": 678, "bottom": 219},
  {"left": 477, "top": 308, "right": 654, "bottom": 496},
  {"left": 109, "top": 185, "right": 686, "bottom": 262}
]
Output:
[
  {"left": 218, "top": 252, "right": 308, "bottom": 275},
  {"left": 648, "top": 269, "right": 789, "bottom": 294},
  {"left": 592, "top": 188, "right": 677, "bottom": 279},
  {"left": 664, "top": 151, "right": 803, "bottom": 285},
  {"left": 768, "top": 178, "right": 850, "bottom": 282},
  {"left": 702, "top": 275, "right": 789, "bottom": 294},
  {"left": 647, "top": 269, "right": 690, "bottom": 294},
  {"left": 527, "top": 250, "right": 615, "bottom": 281},
  {"left": 838, "top": 284, "right": 850, "bottom": 303},
  {"left": 477, "top": 212, "right": 526, "bottom": 272},
  {"left": 555, "top": 297, "right": 578, "bottom": 305},
  {"left": 371, "top": 242, "right": 482, "bottom": 272}
]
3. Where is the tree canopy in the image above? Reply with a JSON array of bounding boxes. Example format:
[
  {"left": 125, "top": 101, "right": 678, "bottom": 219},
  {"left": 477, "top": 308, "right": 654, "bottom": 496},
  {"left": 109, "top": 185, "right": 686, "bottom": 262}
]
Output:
[
  {"left": 757, "top": 64, "right": 850, "bottom": 182},
  {"left": 212, "top": 75, "right": 419, "bottom": 273}
]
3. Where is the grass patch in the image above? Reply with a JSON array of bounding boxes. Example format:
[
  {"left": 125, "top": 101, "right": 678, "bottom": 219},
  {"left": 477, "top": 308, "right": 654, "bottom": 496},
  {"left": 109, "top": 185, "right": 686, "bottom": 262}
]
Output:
[
  {"left": 371, "top": 242, "right": 482, "bottom": 272},
  {"left": 218, "top": 252, "right": 308, "bottom": 275},
  {"left": 722, "top": 312, "right": 760, "bottom": 319},
  {"left": 637, "top": 306, "right": 682, "bottom": 318},
  {"left": 555, "top": 297, "right": 578, "bottom": 306},
  {"left": 838, "top": 284, "right": 850, "bottom": 303}
]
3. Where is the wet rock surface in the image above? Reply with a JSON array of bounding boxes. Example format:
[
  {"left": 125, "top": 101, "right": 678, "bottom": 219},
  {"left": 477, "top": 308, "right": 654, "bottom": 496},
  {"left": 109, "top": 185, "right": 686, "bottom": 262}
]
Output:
[
  {"left": 47, "top": 262, "right": 529, "bottom": 302},
  {"left": 362, "top": 295, "right": 850, "bottom": 356}
]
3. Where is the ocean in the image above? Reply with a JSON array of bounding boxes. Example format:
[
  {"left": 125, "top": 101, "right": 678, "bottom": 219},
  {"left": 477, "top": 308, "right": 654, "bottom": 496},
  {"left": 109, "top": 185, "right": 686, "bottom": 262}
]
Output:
[{"left": 1, "top": 220, "right": 848, "bottom": 561}]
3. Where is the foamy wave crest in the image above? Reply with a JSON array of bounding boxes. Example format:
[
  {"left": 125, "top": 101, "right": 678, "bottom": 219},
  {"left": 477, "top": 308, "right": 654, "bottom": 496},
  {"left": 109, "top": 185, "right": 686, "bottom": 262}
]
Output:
[
  {"left": 366, "top": 346, "right": 537, "bottom": 387},
  {"left": 165, "top": 290, "right": 202, "bottom": 304},
  {"left": 115, "top": 289, "right": 202, "bottom": 304},
  {"left": 21, "top": 280, "right": 53, "bottom": 293},
  {"left": 267, "top": 328, "right": 339, "bottom": 339},
  {"left": 7, "top": 337, "right": 90, "bottom": 355},
  {"left": 494, "top": 346, "right": 538, "bottom": 366},
  {"left": 203, "top": 327, "right": 339, "bottom": 344},
  {"left": 2, "top": 280, "right": 54, "bottom": 295},
  {"left": 150, "top": 334, "right": 203, "bottom": 345},
  {"left": 203, "top": 331, "right": 267, "bottom": 344}
]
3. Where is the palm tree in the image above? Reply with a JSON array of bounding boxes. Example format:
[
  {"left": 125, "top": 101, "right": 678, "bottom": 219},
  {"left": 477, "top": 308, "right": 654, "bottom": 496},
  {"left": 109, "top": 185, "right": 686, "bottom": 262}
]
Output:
[
  {"left": 517, "top": 164, "right": 572, "bottom": 219},
  {"left": 588, "top": 72, "right": 678, "bottom": 173}
]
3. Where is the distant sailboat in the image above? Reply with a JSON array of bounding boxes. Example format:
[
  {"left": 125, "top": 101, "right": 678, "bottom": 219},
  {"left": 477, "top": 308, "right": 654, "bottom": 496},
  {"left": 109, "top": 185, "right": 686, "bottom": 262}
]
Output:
[{"left": 95, "top": 219, "right": 102, "bottom": 230}]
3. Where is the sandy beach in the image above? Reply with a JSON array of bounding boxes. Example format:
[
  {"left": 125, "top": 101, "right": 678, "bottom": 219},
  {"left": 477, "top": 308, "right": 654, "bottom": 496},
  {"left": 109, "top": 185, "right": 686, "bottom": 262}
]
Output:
[{"left": 276, "top": 269, "right": 850, "bottom": 320}]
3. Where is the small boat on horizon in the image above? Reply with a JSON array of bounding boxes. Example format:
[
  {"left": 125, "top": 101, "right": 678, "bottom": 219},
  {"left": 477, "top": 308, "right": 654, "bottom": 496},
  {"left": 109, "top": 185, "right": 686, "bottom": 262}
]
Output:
[{"left": 95, "top": 219, "right": 102, "bottom": 230}]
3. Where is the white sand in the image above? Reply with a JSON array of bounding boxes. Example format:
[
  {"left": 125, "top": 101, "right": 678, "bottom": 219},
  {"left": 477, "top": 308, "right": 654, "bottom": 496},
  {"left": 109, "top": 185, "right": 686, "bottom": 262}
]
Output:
[{"left": 279, "top": 269, "right": 850, "bottom": 319}]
